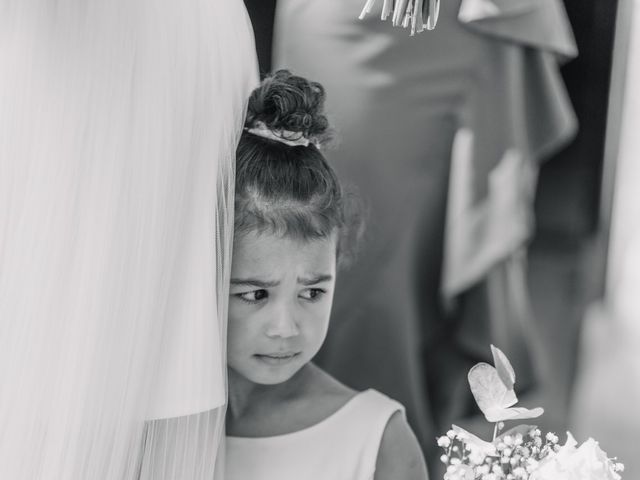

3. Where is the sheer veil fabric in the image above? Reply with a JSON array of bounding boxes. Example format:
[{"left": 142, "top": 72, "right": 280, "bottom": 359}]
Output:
[{"left": 0, "top": 1, "right": 258, "bottom": 478}]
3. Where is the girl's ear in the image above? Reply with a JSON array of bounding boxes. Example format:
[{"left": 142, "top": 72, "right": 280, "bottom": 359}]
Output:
[{"left": 337, "top": 187, "right": 366, "bottom": 270}]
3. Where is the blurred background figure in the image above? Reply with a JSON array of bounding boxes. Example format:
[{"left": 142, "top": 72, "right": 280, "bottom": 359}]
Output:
[
  {"left": 243, "top": 0, "right": 634, "bottom": 475},
  {"left": 246, "top": 0, "right": 577, "bottom": 473},
  {"left": 272, "top": 0, "right": 578, "bottom": 467}
]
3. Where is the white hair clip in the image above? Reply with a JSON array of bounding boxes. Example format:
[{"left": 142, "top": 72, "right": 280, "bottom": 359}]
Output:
[{"left": 246, "top": 121, "right": 318, "bottom": 148}]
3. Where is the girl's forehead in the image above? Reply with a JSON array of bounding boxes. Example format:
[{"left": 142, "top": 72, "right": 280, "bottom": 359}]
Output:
[
  {"left": 231, "top": 231, "right": 337, "bottom": 276},
  {"left": 233, "top": 229, "right": 337, "bottom": 252}
]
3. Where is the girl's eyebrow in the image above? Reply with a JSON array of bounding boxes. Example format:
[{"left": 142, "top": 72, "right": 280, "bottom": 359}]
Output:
[
  {"left": 230, "top": 278, "right": 280, "bottom": 288},
  {"left": 298, "top": 274, "right": 333, "bottom": 286}
]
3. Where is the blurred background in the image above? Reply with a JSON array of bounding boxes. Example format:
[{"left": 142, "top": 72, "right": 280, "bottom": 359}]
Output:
[{"left": 243, "top": 0, "right": 640, "bottom": 477}]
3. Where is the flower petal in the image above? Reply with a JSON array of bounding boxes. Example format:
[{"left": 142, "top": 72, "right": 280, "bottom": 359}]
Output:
[
  {"left": 484, "top": 406, "right": 544, "bottom": 422},
  {"left": 468, "top": 363, "right": 518, "bottom": 419},
  {"left": 452, "top": 424, "right": 497, "bottom": 456},
  {"left": 491, "top": 344, "right": 516, "bottom": 390}
]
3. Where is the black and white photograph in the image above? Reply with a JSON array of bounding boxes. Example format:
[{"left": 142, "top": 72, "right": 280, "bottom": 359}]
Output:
[{"left": 0, "top": 0, "right": 637, "bottom": 478}]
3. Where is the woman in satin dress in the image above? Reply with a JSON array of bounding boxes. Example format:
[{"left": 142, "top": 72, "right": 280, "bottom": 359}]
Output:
[{"left": 272, "top": 0, "right": 577, "bottom": 468}]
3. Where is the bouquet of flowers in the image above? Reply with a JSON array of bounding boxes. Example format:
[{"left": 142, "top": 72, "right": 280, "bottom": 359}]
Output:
[
  {"left": 438, "top": 345, "right": 624, "bottom": 480},
  {"left": 359, "top": 0, "right": 440, "bottom": 35}
]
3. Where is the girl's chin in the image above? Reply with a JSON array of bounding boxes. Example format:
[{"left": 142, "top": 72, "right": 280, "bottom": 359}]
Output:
[{"left": 230, "top": 356, "right": 306, "bottom": 386}]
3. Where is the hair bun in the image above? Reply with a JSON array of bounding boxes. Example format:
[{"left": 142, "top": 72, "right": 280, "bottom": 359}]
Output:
[{"left": 246, "top": 70, "right": 332, "bottom": 146}]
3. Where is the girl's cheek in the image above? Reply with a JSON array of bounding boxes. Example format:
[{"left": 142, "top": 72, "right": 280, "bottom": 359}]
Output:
[
  {"left": 227, "top": 312, "right": 249, "bottom": 339},
  {"left": 230, "top": 310, "right": 264, "bottom": 339}
]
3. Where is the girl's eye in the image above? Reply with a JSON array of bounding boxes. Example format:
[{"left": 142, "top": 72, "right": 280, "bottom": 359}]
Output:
[
  {"left": 299, "top": 288, "right": 326, "bottom": 302},
  {"left": 236, "top": 289, "right": 268, "bottom": 304}
]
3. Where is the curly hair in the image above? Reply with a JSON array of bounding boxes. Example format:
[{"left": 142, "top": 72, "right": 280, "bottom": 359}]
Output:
[{"left": 235, "top": 70, "right": 362, "bottom": 265}]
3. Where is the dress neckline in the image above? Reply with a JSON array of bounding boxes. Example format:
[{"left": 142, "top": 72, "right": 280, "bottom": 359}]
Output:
[{"left": 226, "top": 389, "right": 371, "bottom": 442}]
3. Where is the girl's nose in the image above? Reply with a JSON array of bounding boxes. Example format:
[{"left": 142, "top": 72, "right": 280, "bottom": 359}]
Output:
[{"left": 265, "top": 302, "right": 299, "bottom": 339}]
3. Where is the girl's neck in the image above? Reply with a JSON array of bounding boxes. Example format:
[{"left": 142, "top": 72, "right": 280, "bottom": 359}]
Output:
[{"left": 227, "top": 363, "right": 315, "bottom": 420}]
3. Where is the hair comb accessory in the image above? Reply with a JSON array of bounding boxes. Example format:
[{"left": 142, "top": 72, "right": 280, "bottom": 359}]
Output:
[{"left": 246, "top": 121, "right": 319, "bottom": 148}]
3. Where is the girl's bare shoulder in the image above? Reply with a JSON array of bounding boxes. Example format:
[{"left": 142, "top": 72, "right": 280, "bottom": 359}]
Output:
[{"left": 374, "top": 410, "right": 429, "bottom": 480}]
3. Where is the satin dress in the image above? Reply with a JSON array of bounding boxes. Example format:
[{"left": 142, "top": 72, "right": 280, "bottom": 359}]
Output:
[{"left": 273, "top": 0, "right": 577, "bottom": 464}]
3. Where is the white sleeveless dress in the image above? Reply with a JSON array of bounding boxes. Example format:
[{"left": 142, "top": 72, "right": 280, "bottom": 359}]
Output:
[{"left": 226, "top": 389, "right": 404, "bottom": 480}]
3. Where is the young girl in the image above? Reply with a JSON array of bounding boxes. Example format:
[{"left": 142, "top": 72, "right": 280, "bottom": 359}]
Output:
[{"left": 225, "top": 70, "right": 428, "bottom": 480}]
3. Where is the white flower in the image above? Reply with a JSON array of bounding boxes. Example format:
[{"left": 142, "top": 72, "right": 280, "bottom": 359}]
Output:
[
  {"left": 438, "top": 436, "right": 452, "bottom": 448},
  {"left": 440, "top": 454, "right": 449, "bottom": 464},
  {"left": 545, "top": 432, "right": 559, "bottom": 444},
  {"left": 525, "top": 458, "right": 539, "bottom": 473},
  {"left": 468, "top": 450, "right": 485, "bottom": 465},
  {"left": 513, "top": 467, "right": 527, "bottom": 478},
  {"left": 530, "top": 433, "right": 621, "bottom": 480},
  {"left": 445, "top": 463, "right": 475, "bottom": 480}
]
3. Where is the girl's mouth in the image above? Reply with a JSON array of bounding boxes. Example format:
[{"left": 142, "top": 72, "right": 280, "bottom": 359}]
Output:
[{"left": 254, "top": 352, "right": 300, "bottom": 365}]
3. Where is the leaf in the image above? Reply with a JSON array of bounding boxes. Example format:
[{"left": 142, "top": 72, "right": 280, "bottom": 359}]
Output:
[
  {"left": 491, "top": 344, "right": 515, "bottom": 390},
  {"left": 468, "top": 363, "right": 518, "bottom": 421}
]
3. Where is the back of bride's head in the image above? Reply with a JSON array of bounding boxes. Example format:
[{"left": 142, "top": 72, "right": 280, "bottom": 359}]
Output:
[{"left": 236, "top": 70, "right": 360, "bottom": 262}]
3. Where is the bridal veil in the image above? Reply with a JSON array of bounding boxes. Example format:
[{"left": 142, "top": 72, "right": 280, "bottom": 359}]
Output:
[{"left": 0, "top": 0, "right": 258, "bottom": 477}]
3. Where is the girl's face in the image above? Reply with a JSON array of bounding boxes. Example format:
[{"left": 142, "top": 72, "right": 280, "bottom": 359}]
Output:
[{"left": 228, "top": 230, "right": 337, "bottom": 386}]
